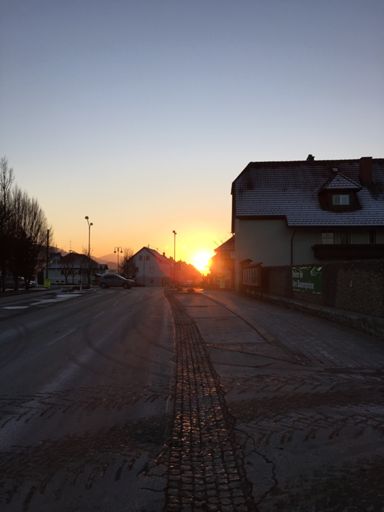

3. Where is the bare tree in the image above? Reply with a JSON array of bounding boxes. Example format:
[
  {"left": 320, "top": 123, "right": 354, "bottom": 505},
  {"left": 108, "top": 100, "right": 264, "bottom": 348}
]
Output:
[
  {"left": 80, "top": 248, "right": 91, "bottom": 285},
  {"left": 0, "top": 157, "right": 14, "bottom": 291},
  {"left": 61, "top": 253, "right": 77, "bottom": 285},
  {"left": 8, "top": 187, "right": 49, "bottom": 288},
  {"left": 120, "top": 248, "right": 137, "bottom": 278},
  {"left": 0, "top": 157, "right": 50, "bottom": 290}
]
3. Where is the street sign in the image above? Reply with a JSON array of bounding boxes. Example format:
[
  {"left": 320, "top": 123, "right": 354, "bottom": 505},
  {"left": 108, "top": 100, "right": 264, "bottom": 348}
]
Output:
[{"left": 292, "top": 266, "right": 322, "bottom": 294}]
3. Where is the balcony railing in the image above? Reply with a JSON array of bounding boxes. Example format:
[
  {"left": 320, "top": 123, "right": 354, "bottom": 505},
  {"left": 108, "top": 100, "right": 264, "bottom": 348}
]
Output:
[{"left": 313, "top": 244, "right": 384, "bottom": 260}]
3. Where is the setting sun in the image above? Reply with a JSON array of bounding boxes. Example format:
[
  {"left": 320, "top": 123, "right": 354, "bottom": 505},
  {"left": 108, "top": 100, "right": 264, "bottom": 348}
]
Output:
[{"left": 190, "top": 250, "right": 213, "bottom": 275}]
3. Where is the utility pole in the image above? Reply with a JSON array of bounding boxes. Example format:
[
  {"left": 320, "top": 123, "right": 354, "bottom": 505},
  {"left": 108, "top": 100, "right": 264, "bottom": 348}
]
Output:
[
  {"left": 173, "top": 230, "right": 177, "bottom": 284},
  {"left": 45, "top": 229, "right": 50, "bottom": 285},
  {"left": 85, "top": 216, "right": 93, "bottom": 287}
]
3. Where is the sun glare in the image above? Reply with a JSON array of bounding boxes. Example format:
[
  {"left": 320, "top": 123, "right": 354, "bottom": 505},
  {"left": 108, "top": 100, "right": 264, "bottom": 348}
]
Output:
[{"left": 191, "top": 250, "right": 213, "bottom": 275}]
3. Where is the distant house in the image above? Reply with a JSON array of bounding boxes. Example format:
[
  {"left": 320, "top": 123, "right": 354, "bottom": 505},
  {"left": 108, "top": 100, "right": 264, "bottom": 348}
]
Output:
[
  {"left": 130, "top": 247, "right": 202, "bottom": 287},
  {"left": 45, "top": 252, "right": 107, "bottom": 285},
  {"left": 209, "top": 236, "right": 235, "bottom": 289},
  {"left": 231, "top": 156, "right": 384, "bottom": 289},
  {"left": 130, "top": 247, "right": 172, "bottom": 286}
]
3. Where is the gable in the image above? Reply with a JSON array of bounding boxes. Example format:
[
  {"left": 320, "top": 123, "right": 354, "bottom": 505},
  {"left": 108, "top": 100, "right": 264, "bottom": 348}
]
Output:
[
  {"left": 321, "top": 172, "right": 361, "bottom": 191},
  {"left": 132, "top": 247, "right": 171, "bottom": 267}
]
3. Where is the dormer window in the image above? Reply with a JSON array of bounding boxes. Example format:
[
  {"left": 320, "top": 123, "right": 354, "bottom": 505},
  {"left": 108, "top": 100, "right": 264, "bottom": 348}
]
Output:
[
  {"left": 318, "top": 172, "right": 361, "bottom": 212},
  {"left": 331, "top": 193, "right": 351, "bottom": 206}
]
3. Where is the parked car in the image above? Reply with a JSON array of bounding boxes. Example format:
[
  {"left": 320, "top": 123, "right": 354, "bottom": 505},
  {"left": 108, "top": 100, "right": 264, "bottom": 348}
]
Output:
[
  {"left": 98, "top": 273, "right": 134, "bottom": 289},
  {"left": 2, "top": 275, "right": 25, "bottom": 290}
]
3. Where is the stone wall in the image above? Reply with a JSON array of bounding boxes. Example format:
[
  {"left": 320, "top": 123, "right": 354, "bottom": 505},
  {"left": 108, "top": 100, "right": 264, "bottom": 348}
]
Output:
[
  {"left": 262, "top": 266, "right": 291, "bottom": 297},
  {"left": 331, "top": 260, "right": 384, "bottom": 317},
  {"left": 256, "top": 260, "right": 384, "bottom": 318}
]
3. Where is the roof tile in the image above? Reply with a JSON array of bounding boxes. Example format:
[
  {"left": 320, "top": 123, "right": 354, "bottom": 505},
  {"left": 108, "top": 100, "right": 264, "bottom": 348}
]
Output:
[{"left": 233, "top": 159, "right": 384, "bottom": 227}]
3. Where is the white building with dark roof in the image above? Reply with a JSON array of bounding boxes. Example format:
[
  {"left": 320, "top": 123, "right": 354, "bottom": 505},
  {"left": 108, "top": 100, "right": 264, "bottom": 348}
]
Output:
[
  {"left": 45, "top": 251, "right": 106, "bottom": 285},
  {"left": 130, "top": 247, "right": 202, "bottom": 286},
  {"left": 231, "top": 156, "right": 384, "bottom": 289},
  {"left": 131, "top": 247, "right": 172, "bottom": 286}
]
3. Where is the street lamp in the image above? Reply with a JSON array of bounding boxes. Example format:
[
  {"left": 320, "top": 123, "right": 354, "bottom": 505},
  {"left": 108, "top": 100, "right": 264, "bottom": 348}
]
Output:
[
  {"left": 114, "top": 246, "right": 123, "bottom": 273},
  {"left": 172, "top": 230, "right": 177, "bottom": 284},
  {"left": 85, "top": 216, "right": 93, "bottom": 286}
]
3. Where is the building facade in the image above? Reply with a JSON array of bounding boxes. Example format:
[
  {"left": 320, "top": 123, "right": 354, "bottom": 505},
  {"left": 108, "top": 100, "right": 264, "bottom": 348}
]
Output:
[
  {"left": 43, "top": 251, "right": 106, "bottom": 286},
  {"left": 130, "top": 247, "right": 172, "bottom": 286},
  {"left": 209, "top": 236, "right": 235, "bottom": 289},
  {"left": 231, "top": 156, "right": 384, "bottom": 289},
  {"left": 130, "top": 247, "right": 202, "bottom": 287}
]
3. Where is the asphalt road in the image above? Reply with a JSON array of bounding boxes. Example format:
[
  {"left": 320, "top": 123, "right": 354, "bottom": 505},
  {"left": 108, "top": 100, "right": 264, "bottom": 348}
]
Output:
[
  {"left": 1, "top": 287, "right": 384, "bottom": 511},
  {"left": 0, "top": 287, "right": 174, "bottom": 512}
]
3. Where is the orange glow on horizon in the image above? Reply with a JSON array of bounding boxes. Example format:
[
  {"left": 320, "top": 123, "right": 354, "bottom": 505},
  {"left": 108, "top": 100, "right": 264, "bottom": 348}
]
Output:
[{"left": 190, "top": 249, "right": 213, "bottom": 275}]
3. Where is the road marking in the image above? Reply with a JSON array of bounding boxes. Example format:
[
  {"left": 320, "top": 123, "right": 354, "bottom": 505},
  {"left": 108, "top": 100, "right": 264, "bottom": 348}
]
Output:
[
  {"left": 30, "top": 299, "right": 58, "bottom": 305},
  {"left": 93, "top": 310, "right": 105, "bottom": 320},
  {"left": 3, "top": 305, "right": 29, "bottom": 310},
  {"left": 56, "top": 294, "right": 81, "bottom": 299},
  {"left": 31, "top": 294, "right": 81, "bottom": 306},
  {"left": 2, "top": 292, "right": 83, "bottom": 310},
  {"left": 47, "top": 328, "right": 77, "bottom": 346}
]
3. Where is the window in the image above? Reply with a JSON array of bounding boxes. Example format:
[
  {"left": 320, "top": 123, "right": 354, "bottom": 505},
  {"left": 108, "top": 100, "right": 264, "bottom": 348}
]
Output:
[
  {"left": 321, "top": 232, "right": 334, "bottom": 244},
  {"left": 322, "top": 232, "right": 351, "bottom": 244},
  {"left": 332, "top": 194, "right": 351, "bottom": 206},
  {"left": 318, "top": 189, "right": 359, "bottom": 212}
]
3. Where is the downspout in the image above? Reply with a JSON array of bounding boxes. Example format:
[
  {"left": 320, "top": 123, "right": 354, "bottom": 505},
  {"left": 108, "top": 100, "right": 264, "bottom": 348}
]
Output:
[
  {"left": 290, "top": 229, "right": 296, "bottom": 266},
  {"left": 290, "top": 229, "right": 296, "bottom": 297}
]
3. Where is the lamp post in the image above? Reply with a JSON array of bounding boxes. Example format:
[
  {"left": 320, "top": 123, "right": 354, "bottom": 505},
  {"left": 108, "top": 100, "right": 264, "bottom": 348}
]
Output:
[
  {"left": 114, "top": 246, "right": 123, "bottom": 273},
  {"left": 172, "top": 230, "right": 177, "bottom": 284},
  {"left": 85, "top": 216, "right": 93, "bottom": 286}
]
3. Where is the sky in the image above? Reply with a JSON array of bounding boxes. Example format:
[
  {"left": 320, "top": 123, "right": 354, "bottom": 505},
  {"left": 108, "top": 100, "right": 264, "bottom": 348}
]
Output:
[{"left": 1, "top": 0, "right": 383, "bottom": 269}]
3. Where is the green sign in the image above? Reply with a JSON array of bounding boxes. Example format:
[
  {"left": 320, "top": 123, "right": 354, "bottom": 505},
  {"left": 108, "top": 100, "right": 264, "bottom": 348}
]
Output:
[{"left": 292, "top": 266, "right": 322, "bottom": 294}]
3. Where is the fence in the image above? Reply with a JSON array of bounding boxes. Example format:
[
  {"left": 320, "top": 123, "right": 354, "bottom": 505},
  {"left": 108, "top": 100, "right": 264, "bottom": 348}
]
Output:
[{"left": 241, "top": 260, "right": 384, "bottom": 318}]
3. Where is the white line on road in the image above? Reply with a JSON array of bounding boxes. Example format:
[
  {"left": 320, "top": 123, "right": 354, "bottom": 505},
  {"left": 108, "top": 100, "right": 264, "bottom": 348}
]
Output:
[
  {"left": 31, "top": 294, "right": 82, "bottom": 306},
  {"left": 3, "top": 305, "right": 29, "bottom": 310},
  {"left": 47, "top": 328, "right": 77, "bottom": 346},
  {"left": 93, "top": 310, "right": 105, "bottom": 320},
  {"left": 56, "top": 294, "right": 82, "bottom": 299}
]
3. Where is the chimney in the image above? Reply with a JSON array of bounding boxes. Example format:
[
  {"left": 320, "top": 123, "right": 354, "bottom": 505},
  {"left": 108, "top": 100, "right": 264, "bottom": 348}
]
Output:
[{"left": 359, "top": 156, "right": 373, "bottom": 185}]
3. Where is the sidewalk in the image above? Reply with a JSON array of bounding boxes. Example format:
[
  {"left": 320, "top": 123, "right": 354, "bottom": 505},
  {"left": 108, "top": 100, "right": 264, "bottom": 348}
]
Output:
[
  {"left": 193, "top": 289, "right": 384, "bottom": 510},
  {"left": 204, "top": 289, "right": 384, "bottom": 339}
]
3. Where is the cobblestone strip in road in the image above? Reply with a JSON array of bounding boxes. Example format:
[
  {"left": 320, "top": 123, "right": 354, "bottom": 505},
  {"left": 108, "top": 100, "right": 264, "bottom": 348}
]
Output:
[{"left": 165, "top": 292, "right": 256, "bottom": 512}]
